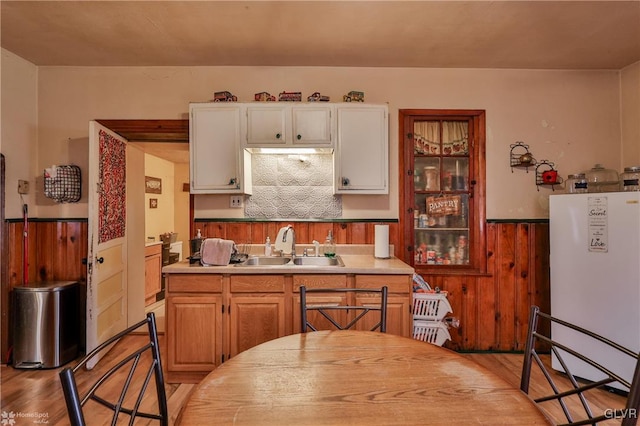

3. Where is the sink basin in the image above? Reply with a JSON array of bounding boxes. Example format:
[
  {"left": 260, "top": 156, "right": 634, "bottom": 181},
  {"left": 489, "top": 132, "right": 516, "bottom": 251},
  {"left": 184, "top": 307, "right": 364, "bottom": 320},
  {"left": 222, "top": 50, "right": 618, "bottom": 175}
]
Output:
[
  {"left": 236, "top": 257, "right": 292, "bottom": 266},
  {"left": 292, "top": 256, "right": 344, "bottom": 267},
  {"left": 235, "top": 256, "right": 344, "bottom": 267}
]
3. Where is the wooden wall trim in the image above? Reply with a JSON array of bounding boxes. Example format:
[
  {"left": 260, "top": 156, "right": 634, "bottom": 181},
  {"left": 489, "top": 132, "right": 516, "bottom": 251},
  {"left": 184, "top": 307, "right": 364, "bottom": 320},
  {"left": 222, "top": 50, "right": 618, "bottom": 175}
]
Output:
[{"left": 1, "top": 154, "right": 6, "bottom": 359}]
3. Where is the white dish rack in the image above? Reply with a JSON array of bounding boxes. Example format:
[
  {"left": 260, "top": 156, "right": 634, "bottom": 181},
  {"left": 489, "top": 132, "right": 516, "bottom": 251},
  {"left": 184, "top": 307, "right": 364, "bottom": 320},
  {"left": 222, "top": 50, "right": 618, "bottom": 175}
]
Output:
[
  {"left": 411, "top": 274, "right": 456, "bottom": 346},
  {"left": 413, "top": 320, "right": 452, "bottom": 346},
  {"left": 412, "top": 292, "right": 452, "bottom": 321}
]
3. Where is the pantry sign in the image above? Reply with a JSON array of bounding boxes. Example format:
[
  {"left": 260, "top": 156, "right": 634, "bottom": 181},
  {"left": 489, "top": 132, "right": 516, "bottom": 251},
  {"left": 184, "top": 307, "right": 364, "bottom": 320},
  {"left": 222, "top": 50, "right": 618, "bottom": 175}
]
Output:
[{"left": 426, "top": 195, "right": 461, "bottom": 217}]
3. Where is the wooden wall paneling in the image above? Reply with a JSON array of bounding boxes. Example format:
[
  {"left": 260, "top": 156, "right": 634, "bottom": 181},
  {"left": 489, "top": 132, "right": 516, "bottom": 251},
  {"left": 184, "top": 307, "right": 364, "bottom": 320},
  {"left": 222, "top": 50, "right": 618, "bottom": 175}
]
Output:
[
  {"left": 477, "top": 223, "right": 499, "bottom": 350},
  {"left": 35, "top": 222, "right": 56, "bottom": 282},
  {"left": 226, "top": 222, "right": 251, "bottom": 245},
  {"left": 54, "top": 222, "right": 88, "bottom": 281},
  {"left": 201, "top": 222, "right": 226, "bottom": 239},
  {"left": 347, "top": 223, "right": 367, "bottom": 244},
  {"left": 8, "top": 222, "right": 26, "bottom": 286},
  {"left": 292, "top": 222, "right": 310, "bottom": 243},
  {"left": 531, "top": 223, "right": 550, "bottom": 312},
  {"left": 308, "top": 223, "right": 334, "bottom": 244},
  {"left": 433, "top": 276, "right": 462, "bottom": 349},
  {"left": 25, "top": 221, "right": 38, "bottom": 283},
  {"left": 514, "top": 223, "right": 532, "bottom": 351},
  {"left": 459, "top": 275, "right": 478, "bottom": 350},
  {"left": 531, "top": 223, "right": 551, "bottom": 349},
  {"left": 495, "top": 223, "right": 517, "bottom": 351}
]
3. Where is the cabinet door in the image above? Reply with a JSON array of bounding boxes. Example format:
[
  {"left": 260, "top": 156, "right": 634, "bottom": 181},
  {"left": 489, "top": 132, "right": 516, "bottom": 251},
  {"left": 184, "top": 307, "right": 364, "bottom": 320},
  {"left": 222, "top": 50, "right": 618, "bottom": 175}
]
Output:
[
  {"left": 292, "top": 275, "right": 348, "bottom": 333},
  {"left": 228, "top": 295, "right": 286, "bottom": 357},
  {"left": 246, "top": 105, "right": 288, "bottom": 145},
  {"left": 166, "top": 295, "right": 223, "bottom": 372},
  {"left": 190, "top": 103, "right": 248, "bottom": 193},
  {"left": 355, "top": 275, "right": 412, "bottom": 337},
  {"left": 246, "top": 104, "right": 333, "bottom": 147},
  {"left": 144, "top": 249, "right": 162, "bottom": 305},
  {"left": 291, "top": 105, "right": 333, "bottom": 146},
  {"left": 335, "top": 104, "right": 388, "bottom": 194}
]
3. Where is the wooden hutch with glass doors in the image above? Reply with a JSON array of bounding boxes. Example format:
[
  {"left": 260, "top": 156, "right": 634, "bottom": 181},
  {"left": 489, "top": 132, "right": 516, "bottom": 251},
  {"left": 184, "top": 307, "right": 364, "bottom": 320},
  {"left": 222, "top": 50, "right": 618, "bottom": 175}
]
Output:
[{"left": 399, "top": 110, "right": 486, "bottom": 275}]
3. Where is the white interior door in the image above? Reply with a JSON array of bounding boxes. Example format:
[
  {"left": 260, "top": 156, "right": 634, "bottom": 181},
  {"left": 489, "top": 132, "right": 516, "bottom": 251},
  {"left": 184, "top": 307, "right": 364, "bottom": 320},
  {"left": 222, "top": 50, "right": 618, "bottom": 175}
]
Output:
[{"left": 86, "top": 121, "right": 129, "bottom": 368}]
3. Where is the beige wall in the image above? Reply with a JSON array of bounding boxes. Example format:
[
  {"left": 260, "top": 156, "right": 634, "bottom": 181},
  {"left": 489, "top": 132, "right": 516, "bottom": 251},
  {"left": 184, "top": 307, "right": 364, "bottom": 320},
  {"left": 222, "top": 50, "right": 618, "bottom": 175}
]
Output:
[
  {"left": 174, "top": 162, "right": 190, "bottom": 255},
  {"left": 144, "top": 153, "right": 176, "bottom": 241},
  {"left": 1, "top": 50, "right": 38, "bottom": 219},
  {"left": 3, "top": 55, "right": 637, "bottom": 221},
  {"left": 621, "top": 61, "right": 640, "bottom": 167}
]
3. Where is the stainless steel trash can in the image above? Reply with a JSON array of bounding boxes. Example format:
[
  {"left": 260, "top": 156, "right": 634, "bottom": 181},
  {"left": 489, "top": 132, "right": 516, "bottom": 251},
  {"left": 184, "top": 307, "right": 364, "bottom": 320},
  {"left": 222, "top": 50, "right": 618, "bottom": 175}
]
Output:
[{"left": 12, "top": 281, "right": 80, "bottom": 369}]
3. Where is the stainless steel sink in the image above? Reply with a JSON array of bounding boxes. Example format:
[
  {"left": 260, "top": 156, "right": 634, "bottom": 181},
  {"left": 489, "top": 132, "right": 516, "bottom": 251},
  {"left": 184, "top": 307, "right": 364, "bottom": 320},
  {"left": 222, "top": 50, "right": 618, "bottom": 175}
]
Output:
[
  {"left": 235, "top": 255, "right": 344, "bottom": 267},
  {"left": 292, "top": 256, "right": 344, "bottom": 267},
  {"left": 236, "top": 257, "right": 292, "bottom": 266}
]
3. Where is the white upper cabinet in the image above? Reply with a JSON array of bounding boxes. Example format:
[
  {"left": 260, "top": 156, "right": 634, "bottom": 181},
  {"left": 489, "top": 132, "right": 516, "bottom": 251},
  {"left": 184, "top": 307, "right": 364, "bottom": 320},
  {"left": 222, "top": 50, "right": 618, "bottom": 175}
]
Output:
[
  {"left": 334, "top": 104, "right": 389, "bottom": 194},
  {"left": 190, "top": 103, "right": 252, "bottom": 194},
  {"left": 246, "top": 104, "right": 333, "bottom": 147}
]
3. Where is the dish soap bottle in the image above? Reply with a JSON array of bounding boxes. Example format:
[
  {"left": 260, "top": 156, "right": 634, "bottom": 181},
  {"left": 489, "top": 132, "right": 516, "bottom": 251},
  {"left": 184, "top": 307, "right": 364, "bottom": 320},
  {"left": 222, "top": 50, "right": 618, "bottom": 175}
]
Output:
[
  {"left": 264, "top": 237, "right": 272, "bottom": 256},
  {"left": 324, "top": 231, "right": 336, "bottom": 258}
]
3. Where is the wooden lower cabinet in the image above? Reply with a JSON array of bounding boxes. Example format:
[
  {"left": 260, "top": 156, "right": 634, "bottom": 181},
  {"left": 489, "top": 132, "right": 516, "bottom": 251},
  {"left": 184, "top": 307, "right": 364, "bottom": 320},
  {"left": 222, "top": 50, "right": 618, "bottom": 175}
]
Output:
[
  {"left": 228, "top": 275, "right": 287, "bottom": 358},
  {"left": 355, "top": 275, "right": 412, "bottom": 337},
  {"left": 292, "top": 275, "right": 348, "bottom": 333},
  {"left": 144, "top": 244, "right": 162, "bottom": 306},
  {"left": 165, "top": 272, "right": 412, "bottom": 383},
  {"left": 165, "top": 274, "right": 224, "bottom": 383}
]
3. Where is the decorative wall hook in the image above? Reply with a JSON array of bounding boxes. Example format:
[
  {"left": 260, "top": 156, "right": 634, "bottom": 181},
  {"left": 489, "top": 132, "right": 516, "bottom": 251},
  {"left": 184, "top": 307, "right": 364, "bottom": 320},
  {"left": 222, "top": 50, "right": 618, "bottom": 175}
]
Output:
[{"left": 510, "top": 141, "right": 536, "bottom": 172}]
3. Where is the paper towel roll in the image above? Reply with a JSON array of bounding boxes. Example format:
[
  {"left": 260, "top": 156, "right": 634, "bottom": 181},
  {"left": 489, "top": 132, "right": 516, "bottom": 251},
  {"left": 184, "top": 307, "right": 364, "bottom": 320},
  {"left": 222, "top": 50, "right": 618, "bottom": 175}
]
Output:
[{"left": 374, "top": 225, "right": 390, "bottom": 259}]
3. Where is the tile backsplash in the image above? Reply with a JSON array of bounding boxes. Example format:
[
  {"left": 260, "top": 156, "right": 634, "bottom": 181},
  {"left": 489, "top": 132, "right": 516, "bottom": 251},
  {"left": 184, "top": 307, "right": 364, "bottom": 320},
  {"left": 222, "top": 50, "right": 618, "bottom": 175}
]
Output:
[{"left": 244, "top": 154, "right": 342, "bottom": 219}]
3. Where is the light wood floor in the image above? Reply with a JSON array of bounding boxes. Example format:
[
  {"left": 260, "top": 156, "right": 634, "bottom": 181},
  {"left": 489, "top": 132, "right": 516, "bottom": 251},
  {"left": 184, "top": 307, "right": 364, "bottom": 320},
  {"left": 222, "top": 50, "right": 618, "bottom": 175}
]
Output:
[{"left": 0, "top": 335, "right": 627, "bottom": 425}]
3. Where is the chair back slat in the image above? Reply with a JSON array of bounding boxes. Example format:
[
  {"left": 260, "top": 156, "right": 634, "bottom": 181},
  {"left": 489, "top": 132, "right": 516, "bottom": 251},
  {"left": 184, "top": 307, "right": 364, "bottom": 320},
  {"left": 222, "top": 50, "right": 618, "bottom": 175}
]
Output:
[
  {"left": 521, "top": 305, "right": 640, "bottom": 426},
  {"left": 59, "top": 312, "right": 168, "bottom": 426},
  {"left": 300, "top": 286, "right": 388, "bottom": 333}
]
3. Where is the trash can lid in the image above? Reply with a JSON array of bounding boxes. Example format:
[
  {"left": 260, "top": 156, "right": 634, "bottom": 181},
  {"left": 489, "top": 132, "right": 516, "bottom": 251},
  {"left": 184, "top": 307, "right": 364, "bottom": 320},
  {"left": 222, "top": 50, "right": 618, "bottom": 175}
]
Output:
[{"left": 14, "top": 281, "right": 79, "bottom": 292}]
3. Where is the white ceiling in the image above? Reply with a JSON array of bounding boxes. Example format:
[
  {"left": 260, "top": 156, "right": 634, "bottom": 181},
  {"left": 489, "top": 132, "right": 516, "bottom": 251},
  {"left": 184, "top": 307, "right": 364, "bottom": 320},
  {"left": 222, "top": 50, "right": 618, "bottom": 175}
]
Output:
[
  {"left": 2, "top": 0, "right": 639, "bottom": 164},
  {"left": 2, "top": 1, "right": 639, "bottom": 70}
]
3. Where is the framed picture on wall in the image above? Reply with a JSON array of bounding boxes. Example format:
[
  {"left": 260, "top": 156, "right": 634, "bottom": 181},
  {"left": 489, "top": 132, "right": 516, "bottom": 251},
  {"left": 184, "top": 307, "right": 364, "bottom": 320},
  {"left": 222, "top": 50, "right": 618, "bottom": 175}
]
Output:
[
  {"left": 145, "top": 176, "right": 162, "bottom": 194},
  {"left": 149, "top": 198, "right": 158, "bottom": 209}
]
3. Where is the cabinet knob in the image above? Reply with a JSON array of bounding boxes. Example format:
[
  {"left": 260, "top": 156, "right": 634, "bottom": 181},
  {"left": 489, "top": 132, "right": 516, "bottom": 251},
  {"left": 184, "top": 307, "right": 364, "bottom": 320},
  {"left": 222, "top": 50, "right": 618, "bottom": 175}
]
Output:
[
  {"left": 342, "top": 177, "right": 350, "bottom": 186},
  {"left": 276, "top": 133, "right": 281, "bottom": 139},
  {"left": 297, "top": 134, "right": 302, "bottom": 140},
  {"left": 96, "top": 256, "right": 104, "bottom": 264},
  {"left": 228, "top": 178, "right": 237, "bottom": 186}
]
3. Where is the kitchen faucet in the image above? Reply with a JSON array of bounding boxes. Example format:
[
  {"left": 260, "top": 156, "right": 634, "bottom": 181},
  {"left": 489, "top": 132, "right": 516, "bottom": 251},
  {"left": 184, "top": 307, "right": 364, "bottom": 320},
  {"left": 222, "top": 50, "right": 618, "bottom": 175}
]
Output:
[{"left": 282, "top": 225, "right": 296, "bottom": 258}]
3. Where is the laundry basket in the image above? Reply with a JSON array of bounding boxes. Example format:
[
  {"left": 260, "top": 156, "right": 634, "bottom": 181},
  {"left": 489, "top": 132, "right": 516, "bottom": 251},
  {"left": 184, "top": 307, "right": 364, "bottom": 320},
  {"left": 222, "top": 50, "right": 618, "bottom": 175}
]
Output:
[
  {"left": 412, "top": 320, "right": 451, "bottom": 346},
  {"left": 412, "top": 292, "right": 453, "bottom": 321}
]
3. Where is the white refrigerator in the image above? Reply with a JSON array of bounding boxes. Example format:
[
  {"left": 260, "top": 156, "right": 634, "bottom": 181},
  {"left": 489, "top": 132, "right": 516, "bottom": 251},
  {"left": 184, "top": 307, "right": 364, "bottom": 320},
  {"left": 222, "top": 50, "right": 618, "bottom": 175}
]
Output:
[{"left": 550, "top": 192, "right": 640, "bottom": 391}]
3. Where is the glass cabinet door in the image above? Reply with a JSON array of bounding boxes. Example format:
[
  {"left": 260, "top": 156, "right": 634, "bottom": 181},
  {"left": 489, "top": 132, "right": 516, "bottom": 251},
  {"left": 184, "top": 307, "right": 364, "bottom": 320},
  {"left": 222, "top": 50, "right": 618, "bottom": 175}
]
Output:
[
  {"left": 400, "top": 110, "right": 486, "bottom": 273},
  {"left": 413, "top": 120, "right": 470, "bottom": 266}
]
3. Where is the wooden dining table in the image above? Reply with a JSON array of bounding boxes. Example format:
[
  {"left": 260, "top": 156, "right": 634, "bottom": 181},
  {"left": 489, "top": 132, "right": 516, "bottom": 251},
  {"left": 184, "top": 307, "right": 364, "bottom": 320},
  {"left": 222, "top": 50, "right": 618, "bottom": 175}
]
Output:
[{"left": 176, "top": 330, "right": 552, "bottom": 425}]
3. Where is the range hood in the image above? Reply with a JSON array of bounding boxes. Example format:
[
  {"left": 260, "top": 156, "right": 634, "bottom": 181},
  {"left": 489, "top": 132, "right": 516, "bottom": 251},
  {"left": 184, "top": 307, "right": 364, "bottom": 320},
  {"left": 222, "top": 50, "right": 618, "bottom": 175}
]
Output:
[{"left": 244, "top": 147, "right": 334, "bottom": 154}]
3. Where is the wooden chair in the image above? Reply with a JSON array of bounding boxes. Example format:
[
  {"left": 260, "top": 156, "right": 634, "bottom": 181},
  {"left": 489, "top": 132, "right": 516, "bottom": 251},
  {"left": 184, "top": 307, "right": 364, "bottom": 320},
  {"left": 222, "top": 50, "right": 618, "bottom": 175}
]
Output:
[
  {"left": 521, "top": 305, "right": 640, "bottom": 426},
  {"left": 59, "top": 312, "right": 168, "bottom": 426},
  {"left": 300, "top": 286, "right": 388, "bottom": 333}
]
